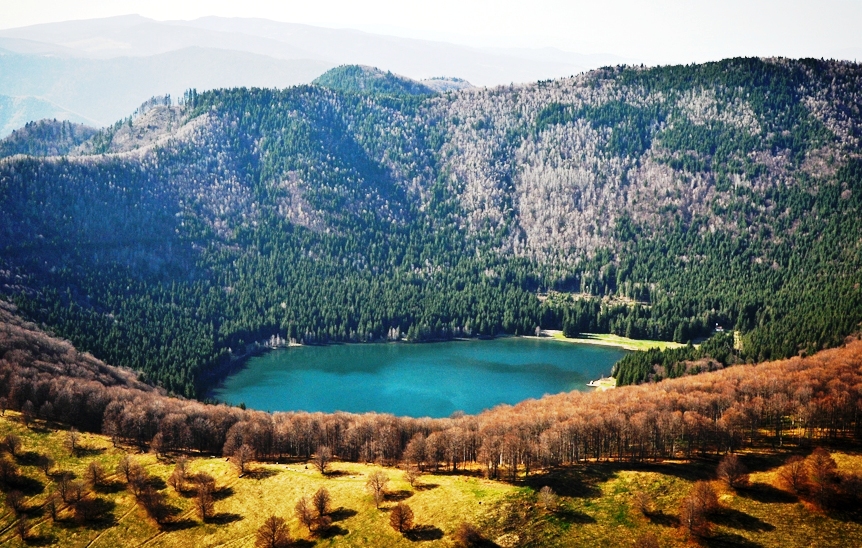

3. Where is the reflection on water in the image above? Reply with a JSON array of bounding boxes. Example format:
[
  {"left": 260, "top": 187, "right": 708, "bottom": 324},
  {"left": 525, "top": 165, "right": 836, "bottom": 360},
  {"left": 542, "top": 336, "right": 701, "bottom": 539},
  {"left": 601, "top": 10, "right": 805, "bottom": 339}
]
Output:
[{"left": 212, "top": 337, "right": 626, "bottom": 418}]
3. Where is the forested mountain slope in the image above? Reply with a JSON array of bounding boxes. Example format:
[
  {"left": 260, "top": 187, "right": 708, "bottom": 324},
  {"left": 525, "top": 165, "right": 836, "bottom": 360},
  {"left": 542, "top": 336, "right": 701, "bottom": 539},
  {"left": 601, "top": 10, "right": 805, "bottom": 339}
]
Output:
[
  {"left": 0, "top": 120, "right": 97, "bottom": 159},
  {"left": 1, "top": 58, "right": 861, "bottom": 397}
]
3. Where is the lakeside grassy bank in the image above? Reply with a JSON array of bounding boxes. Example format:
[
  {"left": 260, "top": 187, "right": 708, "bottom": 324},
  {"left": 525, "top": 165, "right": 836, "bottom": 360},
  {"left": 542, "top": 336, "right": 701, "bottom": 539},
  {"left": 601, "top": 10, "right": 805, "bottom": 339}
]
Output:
[{"left": 540, "top": 329, "right": 689, "bottom": 352}]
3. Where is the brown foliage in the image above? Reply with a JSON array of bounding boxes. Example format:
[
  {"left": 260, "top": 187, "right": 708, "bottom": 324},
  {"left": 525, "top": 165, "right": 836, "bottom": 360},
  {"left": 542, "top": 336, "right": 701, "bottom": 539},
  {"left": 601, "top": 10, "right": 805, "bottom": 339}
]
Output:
[
  {"left": 5, "top": 490, "right": 24, "bottom": 515},
  {"left": 195, "top": 485, "right": 214, "bottom": 522},
  {"left": 231, "top": 443, "right": 256, "bottom": 475},
  {"left": 631, "top": 491, "right": 653, "bottom": 515},
  {"left": 1, "top": 433, "right": 21, "bottom": 456},
  {"left": 312, "top": 487, "right": 331, "bottom": 517},
  {"left": 389, "top": 502, "right": 414, "bottom": 534},
  {"left": 778, "top": 455, "right": 807, "bottom": 494},
  {"left": 806, "top": 447, "right": 838, "bottom": 507},
  {"left": 255, "top": 515, "right": 291, "bottom": 548},
  {"left": 633, "top": 532, "right": 660, "bottom": 548},
  {"left": 85, "top": 460, "right": 107, "bottom": 489},
  {"left": 679, "top": 481, "right": 718, "bottom": 539},
  {"left": 295, "top": 496, "right": 315, "bottom": 531},
  {"left": 716, "top": 453, "right": 749, "bottom": 490},
  {"left": 313, "top": 445, "right": 332, "bottom": 475},
  {"left": 452, "top": 523, "right": 488, "bottom": 547},
  {"left": 366, "top": 470, "right": 389, "bottom": 509}
]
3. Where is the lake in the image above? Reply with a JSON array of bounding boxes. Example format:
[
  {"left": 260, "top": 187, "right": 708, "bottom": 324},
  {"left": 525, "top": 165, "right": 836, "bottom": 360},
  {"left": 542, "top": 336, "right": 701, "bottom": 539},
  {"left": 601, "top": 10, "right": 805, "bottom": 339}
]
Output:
[{"left": 212, "top": 337, "right": 626, "bottom": 418}]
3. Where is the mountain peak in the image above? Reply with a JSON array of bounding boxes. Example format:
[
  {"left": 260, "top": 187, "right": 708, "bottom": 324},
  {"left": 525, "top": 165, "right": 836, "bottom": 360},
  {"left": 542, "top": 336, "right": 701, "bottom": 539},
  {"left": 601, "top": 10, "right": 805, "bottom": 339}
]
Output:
[{"left": 312, "top": 65, "right": 435, "bottom": 96}]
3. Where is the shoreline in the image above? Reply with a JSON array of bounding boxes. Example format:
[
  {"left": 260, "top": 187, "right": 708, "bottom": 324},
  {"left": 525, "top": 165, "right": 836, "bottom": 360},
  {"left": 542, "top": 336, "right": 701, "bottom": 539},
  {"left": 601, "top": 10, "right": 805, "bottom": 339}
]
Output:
[{"left": 208, "top": 330, "right": 675, "bottom": 399}]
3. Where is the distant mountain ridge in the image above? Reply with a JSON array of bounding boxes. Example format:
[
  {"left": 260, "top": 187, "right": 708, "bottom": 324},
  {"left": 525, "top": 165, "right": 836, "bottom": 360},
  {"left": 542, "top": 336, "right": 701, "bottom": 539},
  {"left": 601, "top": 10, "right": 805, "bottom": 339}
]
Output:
[{"left": 0, "top": 15, "right": 629, "bottom": 135}]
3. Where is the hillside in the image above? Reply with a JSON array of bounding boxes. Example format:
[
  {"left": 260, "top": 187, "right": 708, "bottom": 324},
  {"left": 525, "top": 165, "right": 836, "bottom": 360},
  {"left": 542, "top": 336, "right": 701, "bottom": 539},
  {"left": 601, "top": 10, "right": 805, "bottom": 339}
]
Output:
[
  {"left": 0, "top": 119, "right": 97, "bottom": 159},
  {"left": 1, "top": 300, "right": 862, "bottom": 546},
  {"left": 312, "top": 65, "right": 435, "bottom": 96},
  {"left": 1, "top": 58, "right": 861, "bottom": 395}
]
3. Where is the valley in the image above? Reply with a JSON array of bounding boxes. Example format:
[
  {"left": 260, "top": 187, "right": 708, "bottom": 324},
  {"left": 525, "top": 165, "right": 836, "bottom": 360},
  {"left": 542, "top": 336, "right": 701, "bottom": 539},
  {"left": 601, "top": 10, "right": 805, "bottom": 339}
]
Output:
[
  {"left": 1, "top": 53, "right": 862, "bottom": 546},
  {"left": 2, "top": 59, "right": 861, "bottom": 398}
]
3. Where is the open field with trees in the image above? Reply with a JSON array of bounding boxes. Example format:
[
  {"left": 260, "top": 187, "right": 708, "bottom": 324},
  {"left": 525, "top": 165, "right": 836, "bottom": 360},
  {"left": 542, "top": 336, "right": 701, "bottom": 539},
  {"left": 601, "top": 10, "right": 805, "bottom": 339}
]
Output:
[
  {"left": 2, "top": 301, "right": 862, "bottom": 545},
  {"left": 1, "top": 413, "right": 862, "bottom": 546}
]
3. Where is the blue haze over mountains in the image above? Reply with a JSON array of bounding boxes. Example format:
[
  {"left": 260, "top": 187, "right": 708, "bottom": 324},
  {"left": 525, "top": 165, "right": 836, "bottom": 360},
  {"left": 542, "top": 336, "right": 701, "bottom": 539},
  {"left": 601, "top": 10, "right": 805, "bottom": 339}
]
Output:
[{"left": 0, "top": 14, "right": 630, "bottom": 136}]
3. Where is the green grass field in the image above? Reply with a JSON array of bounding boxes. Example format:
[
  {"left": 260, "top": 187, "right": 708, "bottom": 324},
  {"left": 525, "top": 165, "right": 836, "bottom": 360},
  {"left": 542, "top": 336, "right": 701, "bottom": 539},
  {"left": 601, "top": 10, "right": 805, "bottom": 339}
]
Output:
[
  {"left": 1, "top": 413, "right": 861, "bottom": 547},
  {"left": 544, "top": 330, "right": 689, "bottom": 352}
]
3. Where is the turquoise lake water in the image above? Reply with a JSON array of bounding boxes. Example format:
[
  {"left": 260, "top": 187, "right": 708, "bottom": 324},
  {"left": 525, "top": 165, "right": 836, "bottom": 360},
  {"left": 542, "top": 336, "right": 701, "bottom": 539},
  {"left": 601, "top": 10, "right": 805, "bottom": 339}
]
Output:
[{"left": 212, "top": 338, "right": 626, "bottom": 418}]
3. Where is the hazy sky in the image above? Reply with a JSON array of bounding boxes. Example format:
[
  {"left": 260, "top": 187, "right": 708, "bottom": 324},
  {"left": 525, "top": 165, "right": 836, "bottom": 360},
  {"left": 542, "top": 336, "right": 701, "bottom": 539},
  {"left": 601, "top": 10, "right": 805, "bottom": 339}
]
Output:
[{"left": 2, "top": 0, "right": 861, "bottom": 64}]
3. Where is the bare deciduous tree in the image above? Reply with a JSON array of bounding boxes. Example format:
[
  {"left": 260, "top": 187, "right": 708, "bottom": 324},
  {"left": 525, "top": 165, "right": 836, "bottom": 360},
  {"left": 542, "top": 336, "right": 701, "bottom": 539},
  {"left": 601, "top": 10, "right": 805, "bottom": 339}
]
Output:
[
  {"left": 46, "top": 491, "right": 59, "bottom": 521},
  {"left": 633, "top": 531, "right": 660, "bottom": 548},
  {"left": 366, "top": 470, "right": 389, "bottom": 509},
  {"left": 806, "top": 447, "right": 838, "bottom": 507},
  {"left": 36, "top": 454, "right": 54, "bottom": 477},
  {"left": 717, "top": 453, "right": 749, "bottom": 490},
  {"left": 452, "top": 523, "right": 486, "bottom": 547},
  {"left": 389, "top": 502, "right": 414, "bottom": 534},
  {"left": 538, "top": 485, "right": 558, "bottom": 511},
  {"left": 85, "top": 461, "right": 106, "bottom": 489},
  {"left": 778, "top": 455, "right": 807, "bottom": 494},
  {"left": 168, "top": 458, "right": 188, "bottom": 493},
  {"left": 116, "top": 455, "right": 135, "bottom": 484},
  {"left": 255, "top": 515, "right": 291, "bottom": 548},
  {"left": 295, "top": 496, "right": 315, "bottom": 532},
  {"left": 312, "top": 487, "right": 331, "bottom": 517},
  {"left": 65, "top": 428, "right": 81, "bottom": 455},
  {"left": 314, "top": 445, "right": 332, "bottom": 475},
  {"left": 0, "top": 455, "right": 17, "bottom": 488},
  {"left": 195, "top": 482, "right": 214, "bottom": 522},
  {"left": 404, "top": 467, "right": 420, "bottom": 488},
  {"left": 15, "top": 516, "right": 28, "bottom": 541},
  {"left": 231, "top": 443, "right": 256, "bottom": 476},
  {"left": 5, "top": 490, "right": 25, "bottom": 515},
  {"left": 679, "top": 481, "right": 718, "bottom": 539},
  {"left": 632, "top": 491, "right": 653, "bottom": 515},
  {"left": 1, "top": 434, "right": 22, "bottom": 456}
]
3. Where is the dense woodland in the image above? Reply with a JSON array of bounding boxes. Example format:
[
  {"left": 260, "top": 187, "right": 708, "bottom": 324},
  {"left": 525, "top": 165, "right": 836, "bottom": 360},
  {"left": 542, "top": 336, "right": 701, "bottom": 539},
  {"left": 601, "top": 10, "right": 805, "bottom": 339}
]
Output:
[{"left": 0, "top": 58, "right": 861, "bottom": 396}]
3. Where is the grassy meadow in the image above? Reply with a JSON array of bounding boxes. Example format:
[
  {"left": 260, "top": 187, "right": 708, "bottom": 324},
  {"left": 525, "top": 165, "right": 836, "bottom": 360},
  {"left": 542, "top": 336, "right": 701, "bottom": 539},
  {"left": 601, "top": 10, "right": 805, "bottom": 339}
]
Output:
[
  {"left": 1, "top": 412, "right": 861, "bottom": 547},
  {"left": 544, "top": 330, "right": 689, "bottom": 352}
]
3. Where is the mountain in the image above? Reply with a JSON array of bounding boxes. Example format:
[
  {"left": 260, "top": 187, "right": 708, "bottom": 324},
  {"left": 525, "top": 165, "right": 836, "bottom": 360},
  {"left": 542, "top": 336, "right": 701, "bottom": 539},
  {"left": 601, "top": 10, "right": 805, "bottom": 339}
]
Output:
[
  {"left": 0, "top": 94, "right": 96, "bottom": 137},
  {"left": 0, "top": 119, "right": 97, "bottom": 158},
  {"left": 1, "top": 58, "right": 861, "bottom": 397},
  {"left": 0, "top": 47, "right": 332, "bottom": 129},
  {"left": 0, "top": 15, "right": 628, "bottom": 135},
  {"left": 313, "top": 65, "right": 435, "bottom": 96}
]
